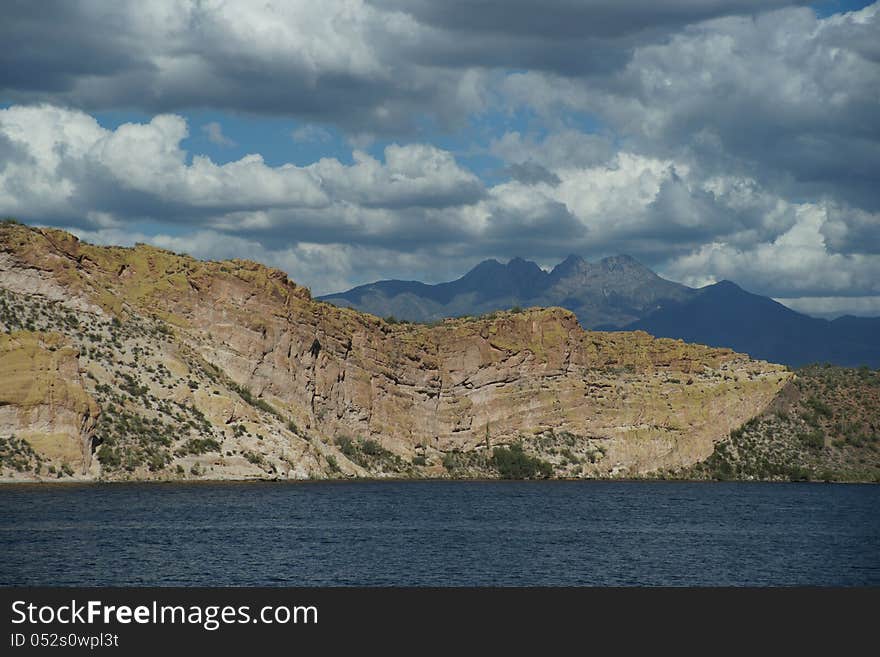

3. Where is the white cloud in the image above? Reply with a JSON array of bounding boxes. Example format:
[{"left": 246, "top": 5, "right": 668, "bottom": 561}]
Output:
[
  {"left": 291, "top": 125, "right": 332, "bottom": 144},
  {"left": 662, "top": 203, "right": 880, "bottom": 298},
  {"left": 774, "top": 296, "right": 880, "bottom": 319},
  {"left": 490, "top": 130, "right": 614, "bottom": 170},
  {"left": 308, "top": 144, "right": 483, "bottom": 208},
  {"left": 201, "top": 121, "right": 235, "bottom": 147},
  {"left": 0, "top": 105, "right": 482, "bottom": 231}
]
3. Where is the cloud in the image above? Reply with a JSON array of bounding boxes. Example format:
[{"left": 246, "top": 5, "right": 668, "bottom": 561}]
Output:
[
  {"left": 490, "top": 130, "right": 614, "bottom": 170},
  {"left": 820, "top": 204, "right": 880, "bottom": 254},
  {"left": 309, "top": 144, "right": 484, "bottom": 209},
  {"left": 774, "top": 295, "right": 880, "bottom": 319},
  {"left": 503, "top": 162, "right": 561, "bottom": 186},
  {"left": 0, "top": 104, "right": 482, "bottom": 245},
  {"left": 0, "top": 0, "right": 482, "bottom": 136},
  {"left": 0, "top": 1, "right": 813, "bottom": 136},
  {"left": 501, "top": 4, "right": 880, "bottom": 210},
  {"left": 201, "top": 121, "right": 235, "bottom": 147},
  {"left": 370, "top": 1, "right": 805, "bottom": 38},
  {"left": 291, "top": 125, "right": 333, "bottom": 144},
  {"left": 368, "top": 0, "right": 809, "bottom": 77},
  {"left": 661, "top": 203, "right": 880, "bottom": 298},
  {"left": 3, "top": 103, "right": 878, "bottom": 308}
]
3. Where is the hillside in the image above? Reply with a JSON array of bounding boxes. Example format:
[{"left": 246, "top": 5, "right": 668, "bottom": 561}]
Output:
[
  {"left": 0, "top": 221, "right": 794, "bottom": 483},
  {"left": 320, "top": 254, "right": 695, "bottom": 328},
  {"left": 681, "top": 364, "right": 880, "bottom": 483},
  {"left": 626, "top": 281, "right": 880, "bottom": 368}
]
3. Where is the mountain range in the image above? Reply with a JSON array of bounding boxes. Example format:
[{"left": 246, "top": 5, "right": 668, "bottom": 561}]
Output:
[
  {"left": 320, "top": 256, "right": 880, "bottom": 368},
  {"left": 321, "top": 254, "right": 693, "bottom": 329}
]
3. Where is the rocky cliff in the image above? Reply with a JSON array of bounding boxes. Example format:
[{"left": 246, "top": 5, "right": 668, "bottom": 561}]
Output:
[{"left": 0, "top": 221, "right": 792, "bottom": 482}]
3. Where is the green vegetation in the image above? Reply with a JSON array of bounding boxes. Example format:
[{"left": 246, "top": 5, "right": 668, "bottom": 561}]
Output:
[
  {"left": 334, "top": 434, "right": 405, "bottom": 472},
  {"left": 686, "top": 364, "right": 880, "bottom": 482},
  {"left": 93, "top": 405, "right": 176, "bottom": 473},
  {"left": 228, "top": 382, "right": 281, "bottom": 418},
  {"left": 0, "top": 435, "right": 41, "bottom": 473},
  {"left": 490, "top": 444, "right": 553, "bottom": 479},
  {"left": 175, "top": 437, "right": 221, "bottom": 456}
]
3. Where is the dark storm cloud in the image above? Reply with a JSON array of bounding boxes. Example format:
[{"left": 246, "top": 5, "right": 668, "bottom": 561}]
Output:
[
  {"left": 0, "top": 2, "right": 149, "bottom": 93},
  {"left": 371, "top": 0, "right": 806, "bottom": 38},
  {"left": 0, "top": 0, "right": 808, "bottom": 130},
  {"left": 0, "top": 2, "right": 475, "bottom": 135},
  {"left": 368, "top": 0, "right": 810, "bottom": 75}
]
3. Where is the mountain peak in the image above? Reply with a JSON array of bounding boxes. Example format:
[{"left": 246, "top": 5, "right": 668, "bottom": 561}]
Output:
[
  {"left": 705, "top": 279, "right": 743, "bottom": 292},
  {"left": 506, "top": 256, "right": 543, "bottom": 274},
  {"left": 599, "top": 254, "right": 645, "bottom": 271},
  {"left": 550, "top": 254, "right": 585, "bottom": 276}
]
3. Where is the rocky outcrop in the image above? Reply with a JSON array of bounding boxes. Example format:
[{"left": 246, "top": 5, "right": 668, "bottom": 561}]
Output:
[{"left": 0, "top": 222, "right": 792, "bottom": 482}]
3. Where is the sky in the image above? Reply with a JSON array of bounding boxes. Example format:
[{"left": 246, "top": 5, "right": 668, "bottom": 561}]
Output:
[{"left": 1, "top": 1, "right": 878, "bottom": 318}]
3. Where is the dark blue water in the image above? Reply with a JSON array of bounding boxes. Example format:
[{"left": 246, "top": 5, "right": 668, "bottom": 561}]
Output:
[{"left": 1, "top": 481, "right": 878, "bottom": 586}]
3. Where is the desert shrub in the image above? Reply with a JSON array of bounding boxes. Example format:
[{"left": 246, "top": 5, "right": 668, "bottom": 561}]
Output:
[
  {"left": 243, "top": 451, "right": 265, "bottom": 465},
  {"left": 797, "top": 430, "right": 825, "bottom": 451},
  {"left": 805, "top": 397, "right": 833, "bottom": 418},
  {"left": 361, "top": 439, "right": 389, "bottom": 457},
  {"left": 0, "top": 435, "right": 41, "bottom": 472},
  {"left": 175, "top": 437, "right": 221, "bottom": 456},
  {"left": 490, "top": 444, "right": 553, "bottom": 479},
  {"left": 96, "top": 444, "right": 121, "bottom": 469},
  {"left": 335, "top": 436, "right": 357, "bottom": 459},
  {"left": 229, "top": 382, "right": 280, "bottom": 417}
]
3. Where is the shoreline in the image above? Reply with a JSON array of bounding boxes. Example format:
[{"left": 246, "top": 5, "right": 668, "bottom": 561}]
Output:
[{"left": 1, "top": 475, "right": 876, "bottom": 488}]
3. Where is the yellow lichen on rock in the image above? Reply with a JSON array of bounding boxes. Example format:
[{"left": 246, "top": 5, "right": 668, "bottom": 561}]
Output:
[{"left": 0, "top": 331, "right": 99, "bottom": 477}]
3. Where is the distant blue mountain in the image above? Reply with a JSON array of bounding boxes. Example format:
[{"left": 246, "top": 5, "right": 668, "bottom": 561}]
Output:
[
  {"left": 625, "top": 280, "right": 880, "bottom": 368},
  {"left": 321, "top": 258, "right": 880, "bottom": 368},
  {"left": 320, "top": 254, "right": 693, "bottom": 329}
]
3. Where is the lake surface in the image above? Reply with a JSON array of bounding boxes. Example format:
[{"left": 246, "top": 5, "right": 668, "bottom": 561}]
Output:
[{"left": 1, "top": 481, "right": 878, "bottom": 586}]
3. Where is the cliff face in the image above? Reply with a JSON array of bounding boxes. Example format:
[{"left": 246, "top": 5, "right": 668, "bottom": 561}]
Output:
[
  {"left": 0, "top": 331, "right": 99, "bottom": 475},
  {"left": 0, "top": 222, "right": 792, "bottom": 482}
]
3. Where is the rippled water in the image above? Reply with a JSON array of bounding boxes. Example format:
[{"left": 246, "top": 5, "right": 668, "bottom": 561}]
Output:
[{"left": 1, "top": 481, "right": 878, "bottom": 586}]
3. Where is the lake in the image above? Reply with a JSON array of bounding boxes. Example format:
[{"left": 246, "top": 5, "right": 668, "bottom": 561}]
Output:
[{"left": 1, "top": 481, "right": 878, "bottom": 586}]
